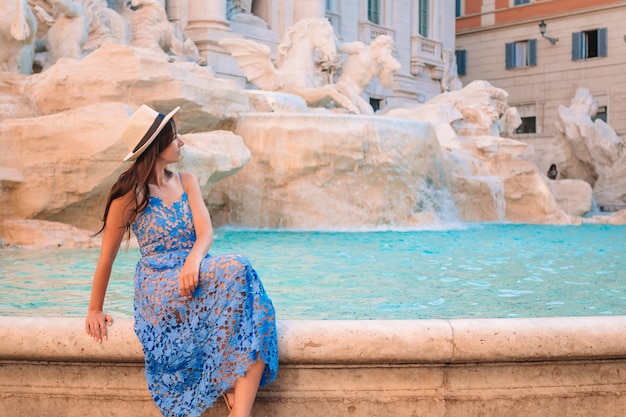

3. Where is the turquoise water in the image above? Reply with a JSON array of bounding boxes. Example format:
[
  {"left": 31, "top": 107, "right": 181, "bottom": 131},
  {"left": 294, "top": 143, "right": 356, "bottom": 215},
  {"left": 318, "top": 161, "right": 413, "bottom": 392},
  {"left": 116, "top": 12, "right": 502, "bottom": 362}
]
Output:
[{"left": 1, "top": 224, "right": 625, "bottom": 319}]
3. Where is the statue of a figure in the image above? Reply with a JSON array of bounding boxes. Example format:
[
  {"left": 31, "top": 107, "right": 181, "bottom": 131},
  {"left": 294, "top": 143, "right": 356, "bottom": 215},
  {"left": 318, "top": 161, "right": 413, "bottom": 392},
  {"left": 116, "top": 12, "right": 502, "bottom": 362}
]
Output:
[
  {"left": 80, "top": 0, "right": 129, "bottom": 51},
  {"left": 441, "top": 49, "right": 462, "bottom": 93},
  {"left": 127, "top": 0, "right": 204, "bottom": 65},
  {"left": 498, "top": 106, "right": 522, "bottom": 137},
  {"left": 127, "top": 0, "right": 174, "bottom": 60},
  {"left": 0, "top": 0, "right": 38, "bottom": 73},
  {"left": 170, "top": 25, "right": 207, "bottom": 66},
  {"left": 334, "top": 35, "right": 401, "bottom": 115},
  {"left": 38, "top": 0, "right": 89, "bottom": 70},
  {"left": 228, "top": 0, "right": 252, "bottom": 16},
  {"left": 220, "top": 18, "right": 358, "bottom": 113}
]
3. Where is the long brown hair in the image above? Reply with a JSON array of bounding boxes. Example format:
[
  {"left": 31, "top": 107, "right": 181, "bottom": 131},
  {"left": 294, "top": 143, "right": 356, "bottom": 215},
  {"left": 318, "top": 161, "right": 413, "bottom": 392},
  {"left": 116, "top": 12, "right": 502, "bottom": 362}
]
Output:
[{"left": 95, "top": 119, "right": 177, "bottom": 238}]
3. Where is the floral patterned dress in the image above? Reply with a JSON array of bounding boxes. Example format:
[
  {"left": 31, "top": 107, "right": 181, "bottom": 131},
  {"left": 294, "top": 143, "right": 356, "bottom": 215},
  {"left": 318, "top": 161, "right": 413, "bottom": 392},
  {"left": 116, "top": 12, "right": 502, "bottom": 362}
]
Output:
[{"left": 131, "top": 180, "right": 278, "bottom": 417}]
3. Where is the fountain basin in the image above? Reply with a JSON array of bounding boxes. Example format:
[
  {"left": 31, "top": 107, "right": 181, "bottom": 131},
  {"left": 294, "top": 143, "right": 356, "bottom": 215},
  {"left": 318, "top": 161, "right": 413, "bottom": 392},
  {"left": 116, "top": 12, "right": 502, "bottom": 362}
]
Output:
[{"left": 2, "top": 316, "right": 625, "bottom": 416}]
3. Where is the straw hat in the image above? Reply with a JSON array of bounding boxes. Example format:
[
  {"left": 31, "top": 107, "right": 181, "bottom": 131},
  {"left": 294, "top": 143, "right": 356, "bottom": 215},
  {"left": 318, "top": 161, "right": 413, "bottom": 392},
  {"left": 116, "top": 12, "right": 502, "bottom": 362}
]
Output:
[{"left": 121, "top": 105, "right": 180, "bottom": 161}]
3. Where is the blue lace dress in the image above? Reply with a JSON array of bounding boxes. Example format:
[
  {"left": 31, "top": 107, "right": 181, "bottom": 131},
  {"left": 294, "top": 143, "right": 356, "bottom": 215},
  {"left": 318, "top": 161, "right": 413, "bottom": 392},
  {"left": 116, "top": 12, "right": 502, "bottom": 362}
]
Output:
[{"left": 130, "top": 185, "right": 279, "bottom": 417}]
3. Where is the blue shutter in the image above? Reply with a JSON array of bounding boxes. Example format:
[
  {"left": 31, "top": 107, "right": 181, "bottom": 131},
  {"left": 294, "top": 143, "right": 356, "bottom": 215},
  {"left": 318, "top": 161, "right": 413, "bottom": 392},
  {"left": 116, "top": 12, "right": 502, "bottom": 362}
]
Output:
[
  {"left": 598, "top": 28, "right": 608, "bottom": 57},
  {"left": 419, "top": 0, "right": 429, "bottom": 37},
  {"left": 572, "top": 32, "right": 582, "bottom": 61},
  {"left": 505, "top": 42, "right": 515, "bottom": 69},
  {"left": 528, "top": 39, "right": 537, "bottom": 66},
  {"left": 456, "top": 50, "right": 466, "bottom": 76}
]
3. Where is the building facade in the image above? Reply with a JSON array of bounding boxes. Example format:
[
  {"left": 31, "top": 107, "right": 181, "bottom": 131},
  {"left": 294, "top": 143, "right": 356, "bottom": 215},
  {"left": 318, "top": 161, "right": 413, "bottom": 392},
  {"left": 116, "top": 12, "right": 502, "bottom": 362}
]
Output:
[
  {"left": 175, "top": 0, "right": 456, "bottom": 111},
  {"left": 455, "top": 0, "right": 626, "bottom": 138}
]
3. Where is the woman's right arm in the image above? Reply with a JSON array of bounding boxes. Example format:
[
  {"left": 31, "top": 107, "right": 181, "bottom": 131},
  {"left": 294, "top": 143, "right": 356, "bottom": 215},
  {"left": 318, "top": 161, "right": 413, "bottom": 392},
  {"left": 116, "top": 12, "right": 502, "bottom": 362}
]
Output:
[{"left": 85, "top": 192, "right": 134, "bottom": 342}]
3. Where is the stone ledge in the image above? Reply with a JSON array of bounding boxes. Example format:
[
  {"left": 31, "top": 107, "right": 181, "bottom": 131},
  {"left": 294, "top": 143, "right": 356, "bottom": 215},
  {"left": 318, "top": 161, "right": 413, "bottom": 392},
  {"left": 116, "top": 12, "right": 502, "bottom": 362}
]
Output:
[
  {"left": 2, "top": 316, "right": 626, "bottom": 417},
  {"left": 1, "top": 316, "right": 625, "bottom": 364}
]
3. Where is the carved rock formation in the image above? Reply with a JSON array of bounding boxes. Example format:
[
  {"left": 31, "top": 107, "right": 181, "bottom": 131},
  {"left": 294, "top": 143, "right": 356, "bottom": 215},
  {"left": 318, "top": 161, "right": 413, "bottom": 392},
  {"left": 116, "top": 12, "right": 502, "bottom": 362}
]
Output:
[
  {"left": 0, "top": 219, "right": 102, "bottom": 248},
  {"left": 385, "top": 81, "right": 576, "bottom": 224},
  {"left": 0, "top": 43, "right": 252, "bottom": 231},
  {"left": 208, "top": 113, "right": 449, "bottom": 229}
]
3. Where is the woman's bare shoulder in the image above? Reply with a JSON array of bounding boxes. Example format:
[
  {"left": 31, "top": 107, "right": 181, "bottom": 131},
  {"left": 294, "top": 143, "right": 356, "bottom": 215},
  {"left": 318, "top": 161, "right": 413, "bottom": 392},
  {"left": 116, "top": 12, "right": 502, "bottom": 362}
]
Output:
[
  {"left": 179, "top": 171, "right": 199, "bottom": 188},
  {"left": 112, "top": 188, "right": 139, "bottom": 209}
]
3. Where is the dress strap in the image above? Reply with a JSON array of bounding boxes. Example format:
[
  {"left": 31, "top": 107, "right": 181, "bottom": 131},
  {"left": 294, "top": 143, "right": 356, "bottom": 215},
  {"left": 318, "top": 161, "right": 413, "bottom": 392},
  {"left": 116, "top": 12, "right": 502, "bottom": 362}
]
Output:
[{"left": 177, "top": 172, "right": 184, "bottom": 188}]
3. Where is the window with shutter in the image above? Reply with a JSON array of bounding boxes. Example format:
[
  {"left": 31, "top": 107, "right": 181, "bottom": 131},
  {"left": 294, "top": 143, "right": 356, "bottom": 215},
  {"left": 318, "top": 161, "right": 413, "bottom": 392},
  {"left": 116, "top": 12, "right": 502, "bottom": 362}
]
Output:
[
  {"left": 572, "top": 28, "right": 608, "bottom": 60},
  {"left": 598, "top": 28, "right": 608, "bottom": 57},
  {"left": 456, "top": 50, "right": 467, "bottom": 76},
  {"left": 527, "top": 39, "right": 537, "bottom": 66},
  {"left": 572, "top": 32, "right": 582, "bottom": 61},
  {"left": 505, "top": 40, "right": 537, "bottom": 69}
]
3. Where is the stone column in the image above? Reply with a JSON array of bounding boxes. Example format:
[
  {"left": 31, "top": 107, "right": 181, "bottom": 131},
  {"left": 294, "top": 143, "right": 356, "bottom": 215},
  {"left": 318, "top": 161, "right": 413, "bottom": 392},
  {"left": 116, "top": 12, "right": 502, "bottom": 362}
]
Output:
[
  {"left": 185, "top": 0, "right": 232, "bottom": 66},
  {"left": 293, "top": 0, "right": 325, "bottom": 22}
]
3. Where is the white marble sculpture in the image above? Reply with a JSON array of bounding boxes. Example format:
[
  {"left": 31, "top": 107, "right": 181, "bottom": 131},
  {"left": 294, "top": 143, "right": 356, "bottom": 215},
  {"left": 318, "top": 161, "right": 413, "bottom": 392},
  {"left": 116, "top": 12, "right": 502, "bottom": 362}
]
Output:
[
  {"left": 555, "top": 87, "right": 626, "bottom": 209},
  {"left": 80, "top": 0, "right": 129, "bottom": 51},
  {"left": 335, "top": 35, "right": 401, "bottom": 115},
  {"left": 39, "top": 0, "right": 90, "bottom": 70},
  {"left": 219, "top": 18, "right": 358, "bottom": 113},
  {"left": 557, "top": 87, "right": 622, "bottom": 172},
  {"left": 497, "top": 106, "right": 522, "bottom": 137},
  {"left": 0, "top": 0, "right": 38, "bottom": 73},
  {"left": 127, "top": 0, "right": 174, "bottom": 61},
  {"left": 2, "top": 1, "right": 625, "bottom": 246},
  {"left": 126, "top": 0, "right": 204, "bottom": 65},
  {"left": 228, "top": 0, "right": 252, "bottom": 16},
  {"left": 384, "top": 80, "right": 580, "bottom": 223},
  {"left": 441, "top": 49, "right": 463, "bottom": 93},
  {"left": 170, "top": 25, "right": 206, "bottom": 66},
  {"left": 226, "top": 0, "right": 266, "bottom": 27}
]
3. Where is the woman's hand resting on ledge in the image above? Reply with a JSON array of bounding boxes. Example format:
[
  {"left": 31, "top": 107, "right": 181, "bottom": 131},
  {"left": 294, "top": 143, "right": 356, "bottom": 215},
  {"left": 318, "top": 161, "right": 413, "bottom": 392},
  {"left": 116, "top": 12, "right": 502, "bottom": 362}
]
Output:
[{"left": 85, "top": 310, "right": 113, "bottom": 342}]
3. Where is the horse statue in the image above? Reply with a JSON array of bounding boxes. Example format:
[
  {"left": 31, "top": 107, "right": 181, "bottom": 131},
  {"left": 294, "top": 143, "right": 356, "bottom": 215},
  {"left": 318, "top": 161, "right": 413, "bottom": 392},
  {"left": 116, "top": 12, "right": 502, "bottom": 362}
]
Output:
[
  {"left": 0, "top": 0, "right": 38, "bottom": 73},
  {"left": 219, "top": 18, "right": 358, "bottom": 113},
  {"left": 334, "top": 35, "right": 401, "bottom": 115}
]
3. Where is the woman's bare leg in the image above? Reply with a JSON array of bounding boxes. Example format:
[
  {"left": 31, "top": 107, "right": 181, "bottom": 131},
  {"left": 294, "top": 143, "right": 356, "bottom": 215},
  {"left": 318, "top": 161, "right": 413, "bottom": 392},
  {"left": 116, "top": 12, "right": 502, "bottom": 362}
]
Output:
[{"left": 229, "top": 359, "right": 265, "bottom": 417}]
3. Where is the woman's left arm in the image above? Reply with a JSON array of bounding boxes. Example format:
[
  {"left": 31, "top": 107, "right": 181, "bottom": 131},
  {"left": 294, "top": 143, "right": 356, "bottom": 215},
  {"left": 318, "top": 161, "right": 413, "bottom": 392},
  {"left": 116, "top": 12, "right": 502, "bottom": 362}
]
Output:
[{"left": 179, "top": 171, "right": 214, "bottom": 297}]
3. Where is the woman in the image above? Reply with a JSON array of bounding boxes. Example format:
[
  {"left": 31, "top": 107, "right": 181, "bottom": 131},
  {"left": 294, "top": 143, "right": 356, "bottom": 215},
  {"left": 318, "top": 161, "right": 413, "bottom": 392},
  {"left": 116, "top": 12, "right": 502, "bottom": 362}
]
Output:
[{"left": 85, "top": 104, "right": 278, "bottom": 417}]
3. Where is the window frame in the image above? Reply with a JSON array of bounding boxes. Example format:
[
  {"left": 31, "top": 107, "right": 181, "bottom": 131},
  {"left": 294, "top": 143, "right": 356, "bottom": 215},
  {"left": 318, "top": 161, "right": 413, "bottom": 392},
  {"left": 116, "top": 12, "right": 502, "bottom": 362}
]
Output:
[
  {"left": 505, "top": 39, "right": 537, "bottom": 69},
  {"left": 512, "top": 102, "right": 539, "bottom": 135},
  {"left": 368, "top": 0, "right": 381, "bottom": 24},
  {"left": 418, "top": 0, "right": 429, "bottom": 37},
  {"left": 594, "top": 105, "right": 608, "bottom": 123},
  {"left": 515, "top": 116, "right": 537, "bottom": 134},
  {"left": 455, "top": 49, "right": 467, "bottom": 76},
  {"left": 572, "top": 28, "right": 608, "bottom": 61}
]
